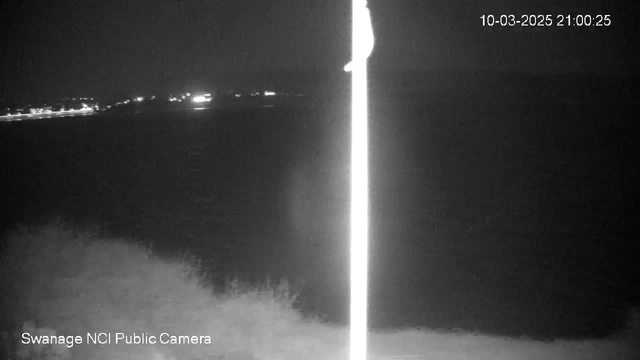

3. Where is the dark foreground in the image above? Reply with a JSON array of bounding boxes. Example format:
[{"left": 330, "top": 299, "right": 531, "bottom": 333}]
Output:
[{"left": 2, "top": 225, "right": 636, "bottom": 360}]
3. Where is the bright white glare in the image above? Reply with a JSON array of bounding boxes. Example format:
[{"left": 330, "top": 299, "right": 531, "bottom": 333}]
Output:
[
  {"left": 186, "top": 92, "right": 191, "bottom": 96},
  {"left": 135, "top": 97, "right": 144, "bottom": 102},
  {"left": 349, "top": 2, "right": 374, "bottom": 360},
  {"left": 264, "top": 91, "right": 276, "bottom": 96},
  {"left": 192, "top": 95, "right": 211, "bottom": 103}
]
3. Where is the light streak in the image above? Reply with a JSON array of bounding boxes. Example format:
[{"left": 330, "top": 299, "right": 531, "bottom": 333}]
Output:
[{"left": 347, "top": 1, "right": 374, "bottom": 360}]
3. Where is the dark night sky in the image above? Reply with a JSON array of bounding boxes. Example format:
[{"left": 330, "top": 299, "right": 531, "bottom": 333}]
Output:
[{"left": 1, "top": 0, "right": 637, "bottom": 101}]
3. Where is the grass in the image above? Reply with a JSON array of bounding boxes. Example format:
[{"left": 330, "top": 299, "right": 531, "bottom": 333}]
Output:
[{"left": 1, "top": 222, "right": 637, "bottom": 360}]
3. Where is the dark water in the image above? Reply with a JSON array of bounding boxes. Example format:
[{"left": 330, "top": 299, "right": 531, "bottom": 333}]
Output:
[{"left": 1, "top": 90, "right": 638, "bottom": 339}]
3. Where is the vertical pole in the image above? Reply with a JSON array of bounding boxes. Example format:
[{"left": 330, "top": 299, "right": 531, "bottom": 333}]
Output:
[{"left": 347, "top": 1, "right": 374, "bottom": 360}]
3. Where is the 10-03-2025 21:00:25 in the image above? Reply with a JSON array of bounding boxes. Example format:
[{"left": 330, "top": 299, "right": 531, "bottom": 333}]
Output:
[{"left": 480, "top": 14, "right": 611, "bottom": 27}]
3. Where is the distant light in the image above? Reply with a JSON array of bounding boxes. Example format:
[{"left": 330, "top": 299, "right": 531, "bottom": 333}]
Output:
[
  {"left": 264, "top": 91, "right": 276, "bottom": 96},
  {"left": 235, "top": 94, "right": 241, "bottom": 98},
  {"left": 181, "top": 95, "right": 186, "bottom": 99},
  {"left": 135, "top": 97, "right": 144, "bottom": 102},
  {"left": 192, "top": 95, "right": 211, "bottom": 103},
  {"left": 186, "top": 93, "right": 191, "bottom": 97}
]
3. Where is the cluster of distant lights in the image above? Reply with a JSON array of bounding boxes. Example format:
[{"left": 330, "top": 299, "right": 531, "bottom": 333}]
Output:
[
  {"left": 166, "top": 92, "right": 212, "bottom": 103},
  {"left": 1, "top": 103, "right": 96, "bottom": 120},
  {"left": 167, "top": 93, "right": 191, "bottom": 102},
  {"left": 102, "top": 89, "right": 291, "bottom": 110},
  {"left": 63, "top": 97, "right": 94, "bottom": 101},
  {"left": 120, "top": 90, "right": 279, "bottom": 105},
  {"left": 3, "top": 90, "right": 301, "bottom": 119},
  {"left": 115, "top": 90, "right": 280, "bottom": 102},
  {"left": 235, "top": 90, "right": 276, "bottom": 97},
  {"left": 134, "top": 96, "right": 156, "bottom": 102}
]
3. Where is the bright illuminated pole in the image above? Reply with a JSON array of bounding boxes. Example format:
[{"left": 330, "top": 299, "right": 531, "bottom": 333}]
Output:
[{"left": 345, "top": 1, "right": 374, "bottom": 360}]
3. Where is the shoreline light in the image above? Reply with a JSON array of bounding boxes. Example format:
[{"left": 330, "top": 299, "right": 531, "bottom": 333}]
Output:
[
  {"left": 192, "top": 94, "right": 212, "bottom": 103},
  {"left": 0, "top": 107, "right": 95, "bottom": 121}
]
